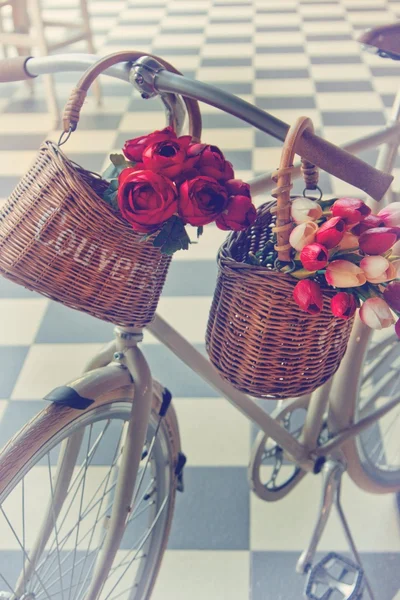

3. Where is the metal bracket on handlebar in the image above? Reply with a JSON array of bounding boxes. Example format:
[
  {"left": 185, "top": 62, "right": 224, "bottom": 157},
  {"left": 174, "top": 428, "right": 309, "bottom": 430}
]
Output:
[{"left": 129, "top": 56, "right": 165, "bottom": 99}]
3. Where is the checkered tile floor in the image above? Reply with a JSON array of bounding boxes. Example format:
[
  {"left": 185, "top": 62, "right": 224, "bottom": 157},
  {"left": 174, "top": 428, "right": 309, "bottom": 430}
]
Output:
[{"left": 0, "top": 0, "right": 400, "bottom": 598}]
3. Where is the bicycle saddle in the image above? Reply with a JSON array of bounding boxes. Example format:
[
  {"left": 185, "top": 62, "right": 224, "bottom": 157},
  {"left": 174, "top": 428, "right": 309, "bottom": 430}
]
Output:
[{"left": 358, "top": 22, "right": 400, "bottom": 59}]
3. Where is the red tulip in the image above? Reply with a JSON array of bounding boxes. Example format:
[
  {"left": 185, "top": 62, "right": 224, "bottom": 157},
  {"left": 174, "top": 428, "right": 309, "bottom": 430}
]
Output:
[
  {"left": 332, "top": 197, "right": 371, "bottom": 225},
  {"left": 395, "top": 319, "right": 400, "bottom": 338},
  {"left": 293, "top": 280, "right": 323, "bottom": 314},
  {"left": 359, "top": 227, "right": 397, "bottom": 255},
  {"left": 300, "top": 243, "right": 329, "bottom": 271},
  {"left": 330, "top": 292, "right": 357, "bottom": 320},
  {"left": 351, "top": 214, "right": 383, "bottom": 236},
  {"left": 383, "top": 280, "right": 400, "bottom": 312},
  {"left": 315, "top": 217, "right": 345, "bottom": 249}
]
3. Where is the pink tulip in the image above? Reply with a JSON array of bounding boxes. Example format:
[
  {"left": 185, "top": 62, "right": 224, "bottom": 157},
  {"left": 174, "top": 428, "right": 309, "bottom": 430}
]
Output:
[
  {"left": 336, "top": 231, "right": 359, "bottom": 251},
  {"left": 383, "top": 280, "right": 400, "bottom": 312},
  {"left": 351, "top": 214, "right": 383, "bottom": 236},
  {"left": 315, "top": 217, "right": 345, "bottom": 249},
  {"left": 291, "top": 197, "right": 323, "bottom": 224},
  {"left": 325, "top": 260, "right": 367, "bottom": 288},
  {"left": 300, "top": 243, "right": 329, "bottom": 271},
  {"left": 378, "top": 202, "right": 400, "bottom": 227},
  {"left": 289, "top": 221, "right": 318, "bottom": 252},
  {"left": 332, "top": 197, "right": 371, "bottom": 225},
  {"left": 330, "top": 292, "right": 357, "bottom": 320},
  {"left": 359, "top": 227, "right": 397, "bottom": 255},
  {"left": 359, "top": 297, "right": 395, "bottom": 330},
  {"left": 360, "top": 255, "right": 397, "bottom": 284},
  {"left": 395, "top": 319, "right": 400, "bottom": 338},
  {"left": 293, "top": 279, "right": 323, "bottom": 314}
]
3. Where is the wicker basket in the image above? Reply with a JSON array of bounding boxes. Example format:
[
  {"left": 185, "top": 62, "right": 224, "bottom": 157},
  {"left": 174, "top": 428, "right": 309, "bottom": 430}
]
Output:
[
  {"left": 0, "top": 51, "right": 202, "bottom": 327},
  {"left": 206, "top": 117, "right": 354, "bottom": 399}
]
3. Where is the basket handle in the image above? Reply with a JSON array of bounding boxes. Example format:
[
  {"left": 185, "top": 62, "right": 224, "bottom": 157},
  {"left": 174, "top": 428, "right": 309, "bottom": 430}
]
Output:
[
  {"left": 62, "top": 51, "right": 202, "bottom": 141},
  {"left": 273, "top": 116, "right": 317, "bottom": 263}
]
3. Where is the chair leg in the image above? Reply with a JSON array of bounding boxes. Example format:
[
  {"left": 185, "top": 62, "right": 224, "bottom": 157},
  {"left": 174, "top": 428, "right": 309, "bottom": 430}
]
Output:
[
  {"left": 0, "top": 9, "right": 9, "bottom": 58},
  {"left": 79, "top": 0, "right": 101, "bottom": 107},
  {"left": 29, "top": 0, "right": 59, "bottom": 126}
]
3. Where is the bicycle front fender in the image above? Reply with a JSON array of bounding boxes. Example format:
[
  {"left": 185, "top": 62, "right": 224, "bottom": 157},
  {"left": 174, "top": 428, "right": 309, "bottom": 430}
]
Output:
[{"left": 44, "top": 363, "right": 134, "bottom": 410}]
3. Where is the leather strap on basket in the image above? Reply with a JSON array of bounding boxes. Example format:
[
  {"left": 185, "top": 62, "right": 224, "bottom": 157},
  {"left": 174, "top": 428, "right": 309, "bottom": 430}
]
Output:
[
  {"left": 62, "top": 51, "right": 202, "bottom": 141},
  {"left": 272, "top": 116, "right": 318, "bottom": 263}
]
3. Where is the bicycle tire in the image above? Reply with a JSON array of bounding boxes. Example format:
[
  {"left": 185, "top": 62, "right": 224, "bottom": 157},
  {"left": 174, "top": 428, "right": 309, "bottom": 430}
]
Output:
[{"left": 0, "top": 381, "right": 180, "bottom": 600}]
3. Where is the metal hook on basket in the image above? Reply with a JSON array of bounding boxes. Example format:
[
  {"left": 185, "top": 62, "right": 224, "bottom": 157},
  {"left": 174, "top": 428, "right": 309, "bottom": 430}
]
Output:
[
  {"left": 58, "top": 126, "right": 73, "bottom": 147},
  {"left": 274, "top": 258, "right": 296, "bottom": 273},
  {"left": 303, "top": 185, "right": 323, "bottom": 202}
]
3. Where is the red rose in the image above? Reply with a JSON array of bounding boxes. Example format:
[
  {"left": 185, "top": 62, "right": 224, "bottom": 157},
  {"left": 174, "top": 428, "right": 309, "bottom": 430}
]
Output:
[
  {"left": 331, "top": 197, "right": 371, "bottom": 225},
  {"left": 216, "top": 195, "right": 257, "bottom": 231},
  {"left": 293, "top": 280, "right": 323, "bottom": 315},
  {"left": 226, "top": 179, "right": 251, "bottom": 198},
  {"left": 330, "top": 292, "right": 357, "bottom": 320},
  {"left": 315, "top": 217, "right": 345, "bottom": 249},
  {"left": 142, "top": 135, "right": 193, "bottom": 179},
  {"left": 179, "top": 176, "right": 228, "bottom": 226},
  {"left": 117, "top": 168, "right": 178, "bottom": 233},
  {"left": 300, "top": 243, "right": 329, "bottom": 271},
  {"left": 351, "top": 214, "right": 383, "bottom": 236},
  {"left": 359, "top": 227, "right": 397, "bottom": 255},
  {"left": 187, "top": 144, "right": 234, "bottom": 182},
  {"left": 123, "top": 126, "right": 176, "bottom": 162}
]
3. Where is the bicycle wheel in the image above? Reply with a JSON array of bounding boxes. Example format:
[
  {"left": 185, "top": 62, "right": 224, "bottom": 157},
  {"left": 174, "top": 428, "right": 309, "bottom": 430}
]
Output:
[
  {"left": 353, "top": 328, "right": 400, "bottom": 490},
  {"left": 0, "top": 382, "right": 180, "bottom": 600}
]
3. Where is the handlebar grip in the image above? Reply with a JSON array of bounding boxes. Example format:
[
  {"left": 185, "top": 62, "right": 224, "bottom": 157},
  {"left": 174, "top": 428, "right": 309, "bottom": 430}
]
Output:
[
  {"left": 0, "top": 56, "right": 35, "bottom": 82},
  {"left": 297, "top": 129, "right": 392, "bottom": 202}
]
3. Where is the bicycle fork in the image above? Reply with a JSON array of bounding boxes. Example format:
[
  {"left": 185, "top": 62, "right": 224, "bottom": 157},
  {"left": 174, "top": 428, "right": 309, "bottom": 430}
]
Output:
[{"left": 14, "top": 327, "right": 153, "bottom": 600}]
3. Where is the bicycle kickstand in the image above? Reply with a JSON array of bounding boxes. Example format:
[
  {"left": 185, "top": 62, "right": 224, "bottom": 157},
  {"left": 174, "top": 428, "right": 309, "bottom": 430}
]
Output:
[{"left": 297, "top": 459, "right": 375, "bottom": 600}]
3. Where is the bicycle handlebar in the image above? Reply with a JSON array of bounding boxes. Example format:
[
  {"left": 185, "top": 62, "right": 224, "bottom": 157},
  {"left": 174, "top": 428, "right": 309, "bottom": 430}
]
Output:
[{"left": 0, "top": 54, "right": 393, "bottom": 201}]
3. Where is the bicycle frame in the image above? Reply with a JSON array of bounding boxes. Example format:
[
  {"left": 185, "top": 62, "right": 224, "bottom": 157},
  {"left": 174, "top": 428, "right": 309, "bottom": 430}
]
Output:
[{"left": 5, "top": 52, "right": 400, "bottom": 596}]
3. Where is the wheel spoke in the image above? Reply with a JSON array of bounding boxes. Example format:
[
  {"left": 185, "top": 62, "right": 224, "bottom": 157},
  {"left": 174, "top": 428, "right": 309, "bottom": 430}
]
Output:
[{"left": 47, "top": 452, "right": 65, "bottom": 600}]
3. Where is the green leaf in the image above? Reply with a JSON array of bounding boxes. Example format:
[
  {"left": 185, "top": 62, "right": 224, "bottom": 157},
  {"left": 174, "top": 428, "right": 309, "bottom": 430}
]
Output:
[
  {"left": 102, "top": 179, "right": 119, "bottom": 210},
  {"left": 110, "top": 153, "right": 127, "bottom": 166},
  {"left": 197, "top": 226, "right": 204, "bottom": 238},
  {"left": 152, "top": 216, "right": 191, "bottom": 255}
]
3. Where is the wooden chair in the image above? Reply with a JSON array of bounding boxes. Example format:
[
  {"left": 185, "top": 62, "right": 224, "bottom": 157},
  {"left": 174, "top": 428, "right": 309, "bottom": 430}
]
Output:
[{"left": 0, "top": 0, "right": 101, "bottom": 125}]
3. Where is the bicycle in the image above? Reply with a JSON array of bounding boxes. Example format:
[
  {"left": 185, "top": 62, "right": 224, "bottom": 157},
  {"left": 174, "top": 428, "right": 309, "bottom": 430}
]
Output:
[{"left": 0, "top": 39, "right": 398, "bottom": 600}]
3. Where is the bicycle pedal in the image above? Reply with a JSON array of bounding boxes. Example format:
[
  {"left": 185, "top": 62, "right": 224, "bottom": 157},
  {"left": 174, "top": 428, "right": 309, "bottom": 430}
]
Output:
[{"left": 304, "top": 552, "right": 364, "bottom": 600}]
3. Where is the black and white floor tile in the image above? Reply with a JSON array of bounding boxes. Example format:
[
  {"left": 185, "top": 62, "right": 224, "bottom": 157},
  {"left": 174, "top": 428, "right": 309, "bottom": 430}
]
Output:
[{"left": 0, "top": 0, "right": 399, "bottom": 598}]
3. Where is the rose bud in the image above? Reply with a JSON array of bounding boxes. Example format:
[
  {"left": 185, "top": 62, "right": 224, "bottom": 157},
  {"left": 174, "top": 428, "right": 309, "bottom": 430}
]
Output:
[
  {"left": 360, "top": 255, "right": 397, "bottom": 284},
  {"left": 325, "top": 260, "right": 367, "bottom": 288},
  {"left": 187, "top": 144, "right": 234, "bottom": 182},
  {"left": 378, "top": 202, "right": 400, "bottom": 227},
  {"left": 351, "top": 214, "right": 383, "bottom": 236},
  {"left": 123, "top": 126, "right": 176, "bottom": 162},
  {"left": 395, "top": 318, "right": 400, "bottom": 339},
  {"left": 315, "top": 217, "right": 345, "bottom": 249},
  {"left": 300, "top": 243, "right": 329, "bottom": 271},
  {"left": 336, "top": 231, "right": 359, "bottom": 251},
  {"left": 289, "top": 221, "right": 318, "bottom": 252},
  {"left": 359, "top": 227, "right": 397, "bottom": 255},
  {"left": 293, "top": 280, "right": 323, "bottom": 314},
  {"left": 216, "top": 195, "right": 257, "bottom": 231},
  {"left": 142, "top": 136, "right": 193, "bottom": 179},
  {"left": 331, "top": 292, "right": 357, "bottom": 320},
  {"left": 226, "top": 179, "right": 251, "bottom": 198},
  {"left": 117, "top": 168, "right": 178, "bottom": 233},
  {"left": 179, "top": 176, "right": 228, "bottom": 226},
  {"left": 359, "top": 297, "right": 395, "bottom": 330},
  {"left": 383, "top": 280, "right": 400, "bottom": 312},
  {"left": 332, "top": 197, "right": 371, "bottom": 225},
  {"left": 291, "top": 197, "right": 323, "bottom": 224}
]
